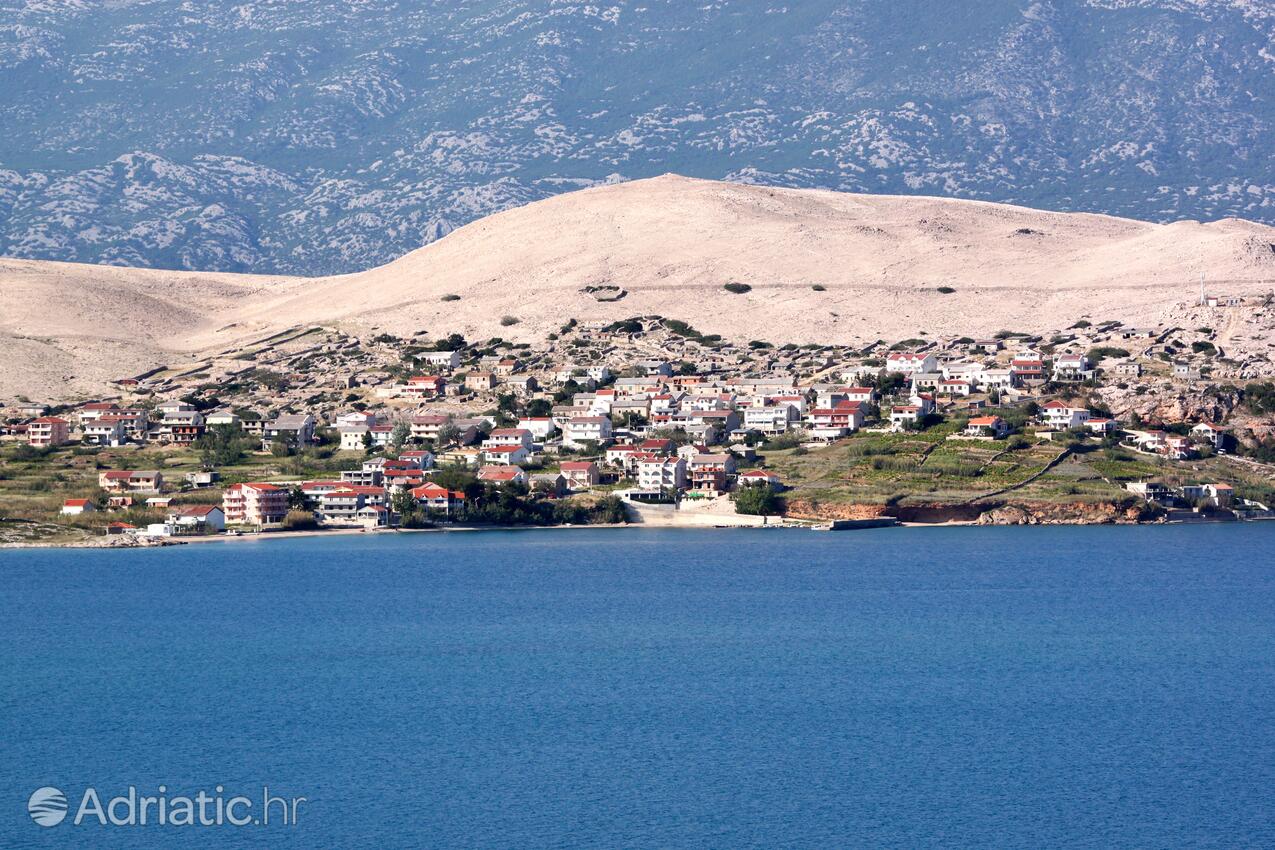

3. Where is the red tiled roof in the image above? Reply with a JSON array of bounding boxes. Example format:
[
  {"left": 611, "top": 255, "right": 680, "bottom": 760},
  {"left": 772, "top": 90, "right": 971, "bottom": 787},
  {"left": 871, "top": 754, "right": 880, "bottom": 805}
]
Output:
[
  {"left": 478, "top": 465, "right": 524, "bottom": 480},
  {"left": 175, "top": 505, "right": 220, "bottom": 517}
]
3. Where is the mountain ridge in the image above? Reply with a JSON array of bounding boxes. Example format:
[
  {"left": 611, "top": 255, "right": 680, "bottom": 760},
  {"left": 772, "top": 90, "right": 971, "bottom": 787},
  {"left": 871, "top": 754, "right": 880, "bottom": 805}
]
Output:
[{"left": 1, "top": 0, "right": 1271, "bottom": 275}]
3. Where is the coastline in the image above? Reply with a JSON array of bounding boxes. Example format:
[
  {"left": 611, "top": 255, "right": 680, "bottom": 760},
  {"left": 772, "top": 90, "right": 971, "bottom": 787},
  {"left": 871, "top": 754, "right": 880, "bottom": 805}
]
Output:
[{"left": 7, "top": 512, "right": 1261, "bottom": 550}]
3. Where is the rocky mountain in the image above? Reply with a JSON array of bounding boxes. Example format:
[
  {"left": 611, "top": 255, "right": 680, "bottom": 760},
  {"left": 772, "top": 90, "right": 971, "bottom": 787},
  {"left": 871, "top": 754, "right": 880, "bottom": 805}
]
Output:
[{"left": 1, "top": 0, "right": 1272, "bottom": 275}]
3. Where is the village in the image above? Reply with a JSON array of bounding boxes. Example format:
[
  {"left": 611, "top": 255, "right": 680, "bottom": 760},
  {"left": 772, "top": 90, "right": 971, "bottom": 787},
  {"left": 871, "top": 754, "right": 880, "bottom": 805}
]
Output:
[{"left": 3, "top": 301, "right": 1275, "bottom": 545}]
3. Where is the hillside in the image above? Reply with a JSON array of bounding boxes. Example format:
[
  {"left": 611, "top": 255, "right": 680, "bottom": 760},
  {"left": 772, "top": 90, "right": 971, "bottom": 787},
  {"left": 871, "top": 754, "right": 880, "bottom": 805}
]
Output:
[
  {"left": 2, "top": 175, "right": 1274, "bottom": 399},
  {"left": 1, "top": 1, "right": 1272, "bottom": 274}
]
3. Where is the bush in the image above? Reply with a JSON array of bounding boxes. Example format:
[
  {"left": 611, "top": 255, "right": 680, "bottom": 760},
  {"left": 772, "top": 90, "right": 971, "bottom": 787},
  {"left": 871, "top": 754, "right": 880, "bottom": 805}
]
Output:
[
  {"left": 1088, "top": 346, "right": 1130, "bottom": 362},
  {"left": 936, "top": 286, "right": 956, "bottom": 294},
  {"left": 499, "top": 316, "right": 520, "bottom": 327},
  {"left": 811, "top": 284, "right": 826, "bottom": 292},
  {"left": 734, "top": 485, "right": 780, "bottom": 516},
  {"left": 281, "top": 510, "right": 318, "bottom": 531},
  {"left": 590, "top": 495, "right": 628, "bottom": 524},
  {"left": 723, "top": 282, "right": 752, "bottom": 294},
  {"left": 441, "top": 294, "right": 461, "bottom": 302},
  {"left": 1244, "top": 382, "right": 1275, "bottom": 415}
]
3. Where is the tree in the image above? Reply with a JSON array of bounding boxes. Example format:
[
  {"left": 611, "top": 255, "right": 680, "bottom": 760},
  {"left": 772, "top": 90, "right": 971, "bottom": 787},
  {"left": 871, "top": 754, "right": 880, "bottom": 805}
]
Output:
[
  {"left": 195, "top": 424, "right": 247, "bottom": 468},
  {"left": 432, "top": 462, "right": 478, "bottom": 495},
  {"left": 362, "top": 430, "right": 375, "bottom": 454},
  {"left": 734, "top": 485, "right": 780, "bottom": 516},
  {"left": 391, "top": 489, "right": 419, "bottom": 519},
  {"left": 591, "top": 495, "right": 628, "bottom": 524},
  {"left": 288, "top": 486, "right": 313, "bottom": 511},
  {"left": 389, "top": 420, "right": 411, "bottom": 455},
  {"left": 435, "top": 333, "right": 467, "bottom": 351},
  {"left": 436, "top": 422, "right": 460, "bottom": 447},
  {"left": 525, "top": 398, "right": 552, "bottom": 418}
]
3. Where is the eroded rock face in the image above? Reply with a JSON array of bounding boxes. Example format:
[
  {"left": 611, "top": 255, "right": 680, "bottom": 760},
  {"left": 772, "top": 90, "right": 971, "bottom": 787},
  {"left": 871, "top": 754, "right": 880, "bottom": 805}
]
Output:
[
  {"left": 1095, "top": 382, "right": 1242, "bottom": 424},
  {"left": 787, "top": 498, "right": 1151, "bottom": 526},
  {"left": 975, "top": 501, "right": 1147, "bottom": 526},
  {"left": 784, "top": 500, "right": 888, "bottom": 522}
]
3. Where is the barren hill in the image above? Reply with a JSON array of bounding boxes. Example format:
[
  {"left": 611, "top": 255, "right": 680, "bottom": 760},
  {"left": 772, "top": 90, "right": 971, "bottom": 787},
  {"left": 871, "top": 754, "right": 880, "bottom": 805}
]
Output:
[{"left": 2, "top": 174, "right": 1274, "bottom": 399}]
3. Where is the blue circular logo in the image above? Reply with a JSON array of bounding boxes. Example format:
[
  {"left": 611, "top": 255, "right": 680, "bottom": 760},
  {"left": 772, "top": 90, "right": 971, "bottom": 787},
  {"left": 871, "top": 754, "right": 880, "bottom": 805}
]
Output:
[{"left": 28, "top": 787, "right": 68, "bottom": 827}]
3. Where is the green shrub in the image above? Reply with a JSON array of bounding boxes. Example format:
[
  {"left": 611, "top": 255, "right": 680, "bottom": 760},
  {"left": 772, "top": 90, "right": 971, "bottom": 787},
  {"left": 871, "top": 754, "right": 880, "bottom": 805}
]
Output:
[
  {"left": 441, "top": 294, "right": 461, "bottom": 302},
  {"left": 723, "top": 282, "right": 752, "bottom": 294},
  {"left": 734, "top": 486, "right": 781, "bottom": 516},
  {"left": 936, "top": 286, "right": 956, "bottom": 294},
  {"left": 1088, "top": 346, "right": 1130, "bottom": 362},
  {"left": 281, "top": 510, "right": 318, "bottom": 531}
]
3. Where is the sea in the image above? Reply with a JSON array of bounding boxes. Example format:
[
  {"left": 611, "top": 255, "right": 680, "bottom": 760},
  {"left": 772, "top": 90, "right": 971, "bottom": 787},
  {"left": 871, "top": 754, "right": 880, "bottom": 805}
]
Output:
[{"left": 3, "top": 525, "right": 1273, "bottom": 848}]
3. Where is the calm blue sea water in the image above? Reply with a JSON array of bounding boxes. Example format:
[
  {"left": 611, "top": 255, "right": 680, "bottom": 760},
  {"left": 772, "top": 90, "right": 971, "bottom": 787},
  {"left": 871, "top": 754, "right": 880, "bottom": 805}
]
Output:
[{"left": 3, "top": 525, "right": 1274, "bottom": 848}]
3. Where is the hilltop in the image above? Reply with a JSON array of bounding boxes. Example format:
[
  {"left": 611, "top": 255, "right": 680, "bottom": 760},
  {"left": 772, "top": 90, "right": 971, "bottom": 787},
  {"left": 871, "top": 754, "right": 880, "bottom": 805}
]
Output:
[{"left": 2, "top": 175, "right": 1274, "bottom": 399}]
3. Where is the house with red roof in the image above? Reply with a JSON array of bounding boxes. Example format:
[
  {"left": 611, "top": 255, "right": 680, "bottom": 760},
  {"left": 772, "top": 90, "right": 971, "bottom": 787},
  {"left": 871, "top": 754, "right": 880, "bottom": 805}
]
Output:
[
  {"left": 807, "top": 401, "right": 865, "bottom": 440},
  {"left": 61, "top": 498, "right": 95, "bottom": 515},
  {"left": 166, "top": 505, "right": 226, "bottom": 534},
  {"left": 27, "top": 416, "right": 70, "bottom": 447},
  {"left": 401, "top": 375, "right": 447, "bottom": 400},
  {"left": 97, "top": 470, "right": 165, "bottom": 493},
  {"left": 738, "top": 469, "right": 782, "bottom": 489},
  {"left": 409, "top": 483, "right": 465, "bottom": 515},
  {"left": 965, "top": 415, "right": 1009, "bottom": 439},
  {"left": 477, "top": 465, "right": 528, "bottom": 487},
  {"left": 223, "top": 482, "right": 288, "bottom": 525},
  {"left": 559, "top": 461, "right": 600, "bottom": 490}
]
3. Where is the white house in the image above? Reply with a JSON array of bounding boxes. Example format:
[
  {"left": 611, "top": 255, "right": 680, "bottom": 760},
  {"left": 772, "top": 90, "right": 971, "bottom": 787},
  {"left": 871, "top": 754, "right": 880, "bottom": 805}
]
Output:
[
  {"left": 485, "top": 428, "right": 535, "bottom": 449},
  {"left": 61, "top": 498, "right": 95, "bottom": 515},
  {"left": 563, "top": 416, "right": 613, "bottom": 448},
  {"left": 886, "top": 352, "right": 939, "bottom": 375},
  {"left": 890, "top": 395, "right": 936, "bottom": 431},
  {"left": 636, "top": 455, "right": 687, "bottom": 492},
  {"left": 420, "top": 350, "right": 461, "bottom": 369},
  {"left": 517, "top": 417, "right": 558, "bottom": 440},
  {"left": 482, "top": 444, "right": 531, "bottom": 466},
  {"left": 335, "top": 411, "right": 378, "bottom": 429},
  {"left": 167, "top": 505, "right": 227, "bottom": 533},
  {"left": 1040, "top": 400, "right": 1091, "bottom": 430},
  {"left": 1052, "top": 353, "right": 1093, "bottom": 382},
  {"left": 964, "top": 416, "right": 1009, "bottom": 439}
]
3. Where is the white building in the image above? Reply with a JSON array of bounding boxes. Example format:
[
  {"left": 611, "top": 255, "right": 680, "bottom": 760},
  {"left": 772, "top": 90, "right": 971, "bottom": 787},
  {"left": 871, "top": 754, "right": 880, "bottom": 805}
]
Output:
[
  {"left": 563, "top": 416, "right": 613, "bottom": 448},
  {"left": 636, "top": 456, "right": 687, "bottom": 492},
  {"left": 1039, "top": 401, "right": 1091, "bottom": 430},
  {"left": 886, "top": 352, "right": 939, "bottom": 375}
]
